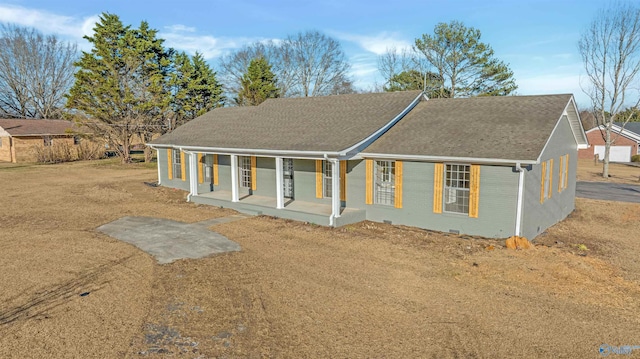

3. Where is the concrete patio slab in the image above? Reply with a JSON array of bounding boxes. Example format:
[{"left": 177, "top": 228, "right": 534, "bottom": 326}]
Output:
[{"left": 97, "top": 216, "right": 242, "bottom": 264}]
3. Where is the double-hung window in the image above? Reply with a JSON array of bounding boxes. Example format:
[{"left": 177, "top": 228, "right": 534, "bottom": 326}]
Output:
[
  {"left": 374, "top": 160, "right": 395, "bottom": 205},
  {"left": 172, "top": 149, "right": 182, "bottom": 180},
  {"left": 239, "top": 156, "right": 252, "bottom": 188},
  {"left": 323, "top": 160, "right": 332, "bottom": 198},
  {"left": 444, "top": 164, "right": 470, "bottom": 214},
  {"left": 43, "top": 136, "right": 53, "bottom": 147}
]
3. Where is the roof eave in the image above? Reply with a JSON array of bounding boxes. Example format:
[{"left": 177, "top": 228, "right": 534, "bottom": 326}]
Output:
[{"left": 359, "top": 153, "right": 537, "bottom": 165}]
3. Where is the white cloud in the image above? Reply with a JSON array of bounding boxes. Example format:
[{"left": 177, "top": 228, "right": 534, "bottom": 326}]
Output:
[
  {"left": 160, "top": 30, "right": 263, "bottom": 59},
  {"left": 164, "top": 24, "right": 196, "bottom": 33},
  {"left": 332, "top": 31, "right": 412, "bottom": 55},
  {"left": 0, "top": 4, "right": 98, "bottom": 40}
]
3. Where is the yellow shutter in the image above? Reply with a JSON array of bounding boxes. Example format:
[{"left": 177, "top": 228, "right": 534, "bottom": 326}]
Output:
[
  {"left": 167, "top": 149, "right": 173, "bottom": 180},
  {"left": 251, "top": 156, "right": 257, "bottom": 191},
  {"left": 365, "top": 159, "right": 374, "bottom": 204},
  {"left": 558, "top": 156, "right": 563, "bottom": 192},
  {"left": 433, "top": 163, "right": 443, "bottom": 213},
  {"left": 548, "top": 158, "right": 554, "bottom": 199},
  {"left": 540, "top": 161, "right": 547, "bottom": 203},
  {"left": 197, "top": 153, "right": 203, "bottom": 184},
  {"left": 394, "top": 161, "right": 403, "bottom": 209},
  {"left": 315, "top": 160, "right": 323, "bottom": 198},
  {"left": 213, "top": 154, "right": 219, "bottom": 185},
  {"left": 469, "top": 165, "right": 480, "bottom": 218},
  {"left": 564, "top": 154, "right": 569, "bottom": 189},
  {"left": 180, "top": 151, "right": 186, "bottom": 181},
  {"left": 340, "top": 161, "right": 347, "bottom": 201}
]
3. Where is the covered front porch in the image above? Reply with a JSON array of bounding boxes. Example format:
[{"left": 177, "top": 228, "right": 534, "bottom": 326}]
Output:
[{"left": 192, "top": 190, "right": 366, "bottom": 227}]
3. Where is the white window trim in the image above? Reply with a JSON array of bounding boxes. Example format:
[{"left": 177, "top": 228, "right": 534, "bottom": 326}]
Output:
[
  {"left": 443, "top": 163, "right": 471, "bottom": 215},
  {"left": 323, "top": 160, "right": 332, "bottom": 198},
  {"left": 239, "top": 156, "right": 252, "bottom": 189},
  {"left": 374, "top": 160, "right": 395, "bottom": 206},
  {"left": 173, "top": 149, "right": 182, "bottom": 180}
]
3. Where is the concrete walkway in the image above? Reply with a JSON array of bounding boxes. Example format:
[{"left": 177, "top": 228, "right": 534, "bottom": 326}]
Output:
[{"left": 97, "top": 215, "right": 251, "bottom": 264}]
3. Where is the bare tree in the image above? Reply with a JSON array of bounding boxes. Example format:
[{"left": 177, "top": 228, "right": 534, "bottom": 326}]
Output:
[
  {"left": 0, "top": 24, "right": 77, "bottom": 119},
  {"left": 579, "top": 2, "right": 640, "bottom": 177},
  {"left": 219, "top": 41, "right": 296, "bottom": 97},
  {"left": 282, "top": 30, "right": 352, "bottom": 97},
  {"left": 377, "top": 46, "right": 417, "bottom": 88},
  {"left": 220, "top": 30, "right": 353, "bottom": 99}
]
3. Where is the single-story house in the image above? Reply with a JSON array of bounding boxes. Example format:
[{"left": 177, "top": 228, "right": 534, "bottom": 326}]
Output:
[
  {"left": 0, "top": 119, "right": 80, "bottom": 163},
  {"left": 578, "top": 122, "right": 640, "bottom": 162},
  {"left": 149, "top": 91, "right": 588, "bottom": 239}
]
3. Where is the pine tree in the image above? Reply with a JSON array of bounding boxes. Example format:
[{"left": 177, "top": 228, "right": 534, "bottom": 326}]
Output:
[
  {"left": 171, "top": 51, "right": 224, "bottom": 126},
  {"left": 66, "top": 13, "right": 172, "bottom": 163},
  {"left": 235, "top": 56, "right": 280, "bottom": 106}
]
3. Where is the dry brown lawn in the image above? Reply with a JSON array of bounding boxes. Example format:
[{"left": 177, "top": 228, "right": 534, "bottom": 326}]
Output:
[
  {"left": 577, "top": 158, "right": 640, "bottom": 184},
  {"left": 1, "top": 159, "right": 639, "bottom": 358}
]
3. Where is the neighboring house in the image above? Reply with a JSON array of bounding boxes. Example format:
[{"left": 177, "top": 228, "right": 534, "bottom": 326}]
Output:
[
  {"left": 578, "top": 122, "right": 640, "bottom": 162},
  {"left": 0, "top": 119, "right": 79, "bottom": 163},
  {"left": 150, "top": 91, "right": 588, "bottom": 239}
]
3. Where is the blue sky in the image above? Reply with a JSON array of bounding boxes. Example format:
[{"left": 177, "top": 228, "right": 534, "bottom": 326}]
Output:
[{"left": 0, "top": 0, "right": 610, "bottom": 107}]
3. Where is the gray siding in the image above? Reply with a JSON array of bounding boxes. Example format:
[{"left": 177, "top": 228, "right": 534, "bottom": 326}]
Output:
[
  {"left": 157, "top": 149, "right": 190, "bottom": 191},
  {"left": 348, "top": 160, "right": 519, "bottom": 238},
  {"left": 521, "top": 116, "right": 577, "bottom": 239}
]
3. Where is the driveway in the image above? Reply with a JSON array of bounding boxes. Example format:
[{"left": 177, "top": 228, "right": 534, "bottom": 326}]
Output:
[
  {"left": 97, "top": 215, "right": 250, "bottom": 264},
  {"left": 576, "top": 181, "right": 640, "bottom": 203}
]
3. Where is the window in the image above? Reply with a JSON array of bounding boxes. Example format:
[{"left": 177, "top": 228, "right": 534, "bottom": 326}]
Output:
[
  {"left": 43, "top": 136, "right": 52, "bottom": 147},
  {"left": 0, "top": 137, "right": 3, "bottom": 147},
  {"left": 173, "top": 149, "right": 182, "bottom": 180},
  {"left": 73, "top": 136, "right": 81, "bottom": 145},
  {"left": 444, "top": 164, "right": 470, "bottom": 214},
  {"left": 323, "top": 160, "right": 332, "bottom": 198},
  {"left": 543, "top": 159, "right": 551, "bottom": 199},
  {"left": 239, "top": 156, "right": 252, "bottom": 188},
  {"left": 203, "top": 155, "right": 213, "bottom": 183},
  {"left": 374, "top": 160, "right": 395, "bottom": 205}
]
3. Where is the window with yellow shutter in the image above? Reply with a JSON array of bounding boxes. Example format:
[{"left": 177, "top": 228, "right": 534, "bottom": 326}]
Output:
[{"left": 443, "top": 164, "right": 471, "bottom": 214}]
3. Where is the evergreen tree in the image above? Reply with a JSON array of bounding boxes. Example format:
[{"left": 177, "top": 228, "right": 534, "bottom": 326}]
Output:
[
  {"left": 235, "top": 56, "right": 280, "bottom": 106},
  {"left": 171, "top": 51, "right": 224, "bottom": 126},
  {"left": 66, "top": 13, "right": 172, "bottom": 163},
  {"left": 414, "top": 21, "right": 517, "bottom": 98},
  {"left": 383, "top": 70, "right": 446, "bottom": 98}
]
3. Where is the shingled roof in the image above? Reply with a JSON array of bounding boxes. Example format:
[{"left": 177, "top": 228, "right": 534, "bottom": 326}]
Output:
[
  {"left": 151, "top": 91, "right": 423, "bottom": 152},
  {"left": 0, "top": 119, "right": 75, "bottom": 136},
  {"left": 614, "top": 122, "right": 640, "bottom": 138},
  {"left": 363, "top": 94, "right": 576, "bottom": 162}
]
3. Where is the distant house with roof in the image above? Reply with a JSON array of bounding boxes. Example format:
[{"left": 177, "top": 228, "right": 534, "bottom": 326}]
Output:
[
  {"left": 0, "top": 119, "right": 80, "bottom": 163},
  {"left": 150, "top": 91, "right": 588, "bottom": 239},
  {"left": 578, "top": 122, "right": 640, "bottom": 162}
]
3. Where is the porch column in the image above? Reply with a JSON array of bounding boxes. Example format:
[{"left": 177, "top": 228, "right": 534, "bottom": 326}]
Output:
[
  {"left": 230, "top": 154, "right": 239, "bottom": 202},
  {"left": 275, "top": 157, "right": 284, "bottom": 209},
  {"left": 331, "top": 159, "right": 341, "bottom": 219},
  {"left": 188, "top": 151, "right": 198, "bottom": 200}
]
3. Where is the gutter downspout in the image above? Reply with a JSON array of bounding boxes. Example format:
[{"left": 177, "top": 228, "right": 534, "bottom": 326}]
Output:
[
  {"left": 148, "top": 144, "right": 161, "bottom": 185},
  {"left": 514, "top": 162, "right": 525, "bottom": 237}
]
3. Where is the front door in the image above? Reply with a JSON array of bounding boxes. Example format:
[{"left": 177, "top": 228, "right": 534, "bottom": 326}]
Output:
[{"left": 283, "top": 158, "right": 294, "bottom": 199}]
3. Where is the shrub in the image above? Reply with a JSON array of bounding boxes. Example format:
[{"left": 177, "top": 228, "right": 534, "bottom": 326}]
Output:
[
  {"left": 631, "top": 154, "right": 640, "bottom": 162},
  {"left": 32, "top": 140, "right": 106, "bottom": 164}
]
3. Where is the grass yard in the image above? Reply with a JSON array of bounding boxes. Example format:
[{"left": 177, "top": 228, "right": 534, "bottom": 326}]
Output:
[
  {"left": 1, "top": 159, "right": 639, "bottom": 358},
  {"left": 577, "top": 158, "right": 640, "bottom": 184}
]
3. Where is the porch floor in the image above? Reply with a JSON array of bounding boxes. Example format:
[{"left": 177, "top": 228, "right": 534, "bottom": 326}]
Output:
[{"left": 193, "top": 190, "right": 366, "bottom": 227}]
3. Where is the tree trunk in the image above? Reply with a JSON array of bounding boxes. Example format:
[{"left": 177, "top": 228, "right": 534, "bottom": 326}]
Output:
[
  {"left": 144, "top": 146, "right": 153, "bottom": 163},
  {"left": 122, "top": 136, "right": 131, "bottom": 164},
  {"left": 603, "top": 124, "right": 611, "bottom": 178}
]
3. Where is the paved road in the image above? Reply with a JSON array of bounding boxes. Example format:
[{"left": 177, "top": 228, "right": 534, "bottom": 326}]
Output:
[{"left": 576, "top": 181, "right": 640, "bottom": 203}]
